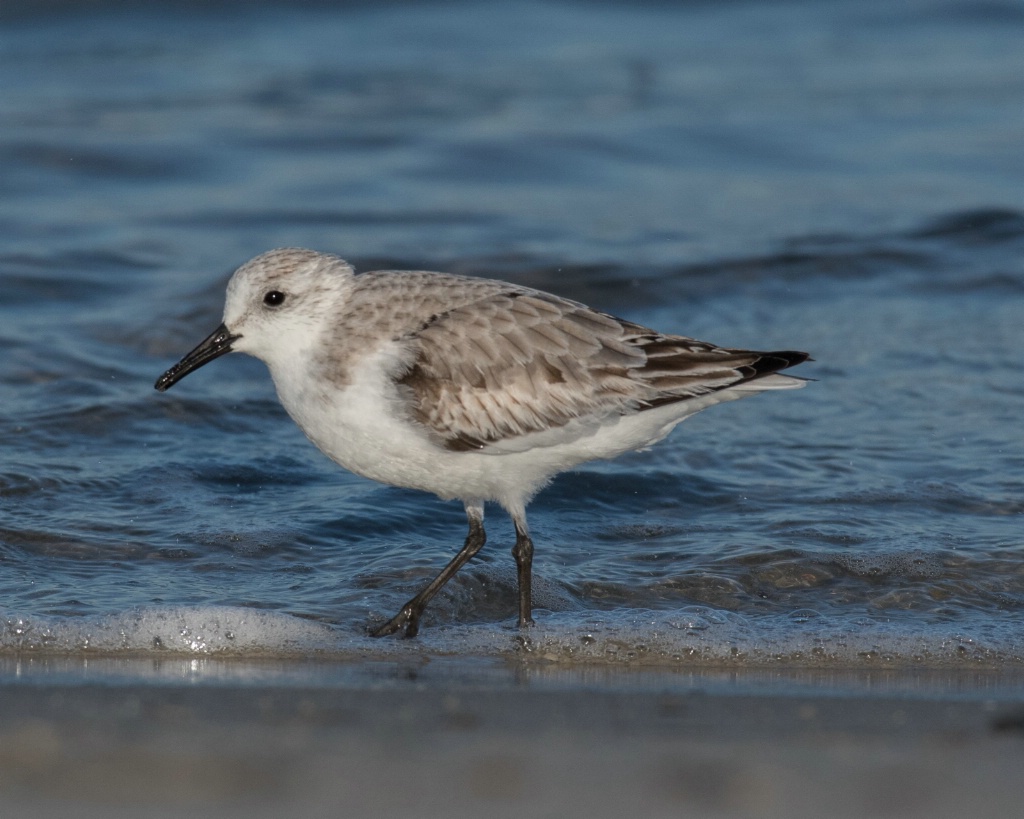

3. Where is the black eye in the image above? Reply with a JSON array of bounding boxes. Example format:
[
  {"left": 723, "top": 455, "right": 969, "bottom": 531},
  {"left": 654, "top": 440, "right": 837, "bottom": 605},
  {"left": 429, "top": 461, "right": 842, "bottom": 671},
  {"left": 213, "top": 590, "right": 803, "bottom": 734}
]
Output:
[{"left": 263, "top": 290, "right": 286, "bottom": 307}]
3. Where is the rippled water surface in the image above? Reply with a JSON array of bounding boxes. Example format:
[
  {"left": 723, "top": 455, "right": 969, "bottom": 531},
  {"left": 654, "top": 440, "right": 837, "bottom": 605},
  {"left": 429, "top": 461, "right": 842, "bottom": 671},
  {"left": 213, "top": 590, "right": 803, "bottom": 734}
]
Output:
[{"left": 2, "top": 0, "right": 1023, "bottom": 669}]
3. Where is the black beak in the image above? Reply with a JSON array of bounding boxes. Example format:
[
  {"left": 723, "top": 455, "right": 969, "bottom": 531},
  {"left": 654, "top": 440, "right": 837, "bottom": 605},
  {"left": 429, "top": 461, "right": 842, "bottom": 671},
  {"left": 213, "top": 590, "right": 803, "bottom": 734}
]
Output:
[{"left": 154, "top": 323, "right": 240, "bottom": 392}]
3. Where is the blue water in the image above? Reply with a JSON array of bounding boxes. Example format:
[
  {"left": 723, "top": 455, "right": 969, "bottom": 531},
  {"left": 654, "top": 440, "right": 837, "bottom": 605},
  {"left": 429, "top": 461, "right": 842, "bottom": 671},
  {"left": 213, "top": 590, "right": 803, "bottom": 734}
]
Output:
[{"left": 2, "top": 0, "right": 1023, "bottom": 667}]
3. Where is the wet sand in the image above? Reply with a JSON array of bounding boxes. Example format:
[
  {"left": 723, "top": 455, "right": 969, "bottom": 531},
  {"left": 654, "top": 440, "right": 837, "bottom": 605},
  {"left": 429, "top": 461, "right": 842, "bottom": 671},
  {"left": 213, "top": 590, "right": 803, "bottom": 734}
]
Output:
[{"left": 1, "top": 658, "right": 1023, "bottom": 818}]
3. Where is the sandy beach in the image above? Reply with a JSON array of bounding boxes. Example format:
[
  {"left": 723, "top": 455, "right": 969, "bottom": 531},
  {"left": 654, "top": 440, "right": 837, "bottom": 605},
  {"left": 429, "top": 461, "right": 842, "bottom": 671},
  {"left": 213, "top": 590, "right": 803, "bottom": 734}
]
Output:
[{"left": 1, "top": 658, "right": 1022, "bottom": 819}]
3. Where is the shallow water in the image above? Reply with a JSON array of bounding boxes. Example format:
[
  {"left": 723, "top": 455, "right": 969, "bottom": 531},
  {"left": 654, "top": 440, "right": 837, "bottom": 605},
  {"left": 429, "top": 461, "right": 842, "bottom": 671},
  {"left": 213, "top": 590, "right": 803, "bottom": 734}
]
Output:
[{"left": 2, "top": 0, "right": 1023, "bottom": 669}]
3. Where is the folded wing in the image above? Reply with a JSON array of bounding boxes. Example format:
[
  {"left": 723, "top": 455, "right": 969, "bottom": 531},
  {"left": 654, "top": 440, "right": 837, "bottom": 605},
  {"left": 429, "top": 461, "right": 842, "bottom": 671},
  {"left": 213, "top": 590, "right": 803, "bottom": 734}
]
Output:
[{"left": 396, "top": 289, "right": 807, "bottom": 451}]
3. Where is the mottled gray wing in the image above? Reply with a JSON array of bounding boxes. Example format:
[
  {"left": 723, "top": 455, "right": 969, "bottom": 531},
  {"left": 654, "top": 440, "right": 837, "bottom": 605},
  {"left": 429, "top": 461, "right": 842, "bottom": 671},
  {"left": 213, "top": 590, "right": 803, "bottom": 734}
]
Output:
[{"left": 396, "top": 289, "right": 802, "bottom": 451}]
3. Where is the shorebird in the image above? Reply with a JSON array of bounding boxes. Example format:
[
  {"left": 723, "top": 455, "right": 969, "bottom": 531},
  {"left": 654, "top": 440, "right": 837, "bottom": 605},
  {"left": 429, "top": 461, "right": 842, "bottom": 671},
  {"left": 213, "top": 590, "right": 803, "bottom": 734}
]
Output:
[{"left": 155, "top": 248, "right": 808, "bottom": 637}]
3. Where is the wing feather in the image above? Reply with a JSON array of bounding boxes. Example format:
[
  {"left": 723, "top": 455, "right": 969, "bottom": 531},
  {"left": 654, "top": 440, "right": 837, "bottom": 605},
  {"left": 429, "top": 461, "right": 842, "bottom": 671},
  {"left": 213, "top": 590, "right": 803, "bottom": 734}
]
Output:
[{"left": 394, "top": 288, "right": 807, "bottom": 451}]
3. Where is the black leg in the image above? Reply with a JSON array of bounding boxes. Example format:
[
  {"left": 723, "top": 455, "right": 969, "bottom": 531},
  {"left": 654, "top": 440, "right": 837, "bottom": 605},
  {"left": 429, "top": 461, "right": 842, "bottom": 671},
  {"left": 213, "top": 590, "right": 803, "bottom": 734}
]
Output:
[
  {"left": 511, "top": 517, "right": 535, "bottom": 628},
  {"left": 371, "top": 505, "right": 486, "bottom": 638}
]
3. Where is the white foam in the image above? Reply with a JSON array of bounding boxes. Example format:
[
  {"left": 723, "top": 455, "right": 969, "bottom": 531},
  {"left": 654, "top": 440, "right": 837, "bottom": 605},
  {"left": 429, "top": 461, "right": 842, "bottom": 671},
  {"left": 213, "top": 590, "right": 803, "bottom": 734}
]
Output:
[
  {"left": 1, "top": 606, "right": 338, "bottom": 656},
  {"left": 5, "top": 604, "right": 1024, "bottom": 669},
  {"left": 404, "top": 607, "right": 1024, "bottom": 669}
]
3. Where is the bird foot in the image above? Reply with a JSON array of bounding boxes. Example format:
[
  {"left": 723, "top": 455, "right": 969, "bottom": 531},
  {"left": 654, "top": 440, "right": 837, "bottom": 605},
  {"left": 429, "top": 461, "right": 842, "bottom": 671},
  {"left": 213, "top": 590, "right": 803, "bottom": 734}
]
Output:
[{"left": 370, "top": 603, "right": 422, "bottom": 639}]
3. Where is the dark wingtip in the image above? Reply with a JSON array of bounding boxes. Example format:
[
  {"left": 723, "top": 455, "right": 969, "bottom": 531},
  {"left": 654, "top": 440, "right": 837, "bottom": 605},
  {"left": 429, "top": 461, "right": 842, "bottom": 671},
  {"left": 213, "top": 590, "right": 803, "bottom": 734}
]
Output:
[
  {"left": 749, "top": 350, "right": 811, "bottom": 377},
  {"left": 775, "top": 350, "right": 812, "bottom": 367}
]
